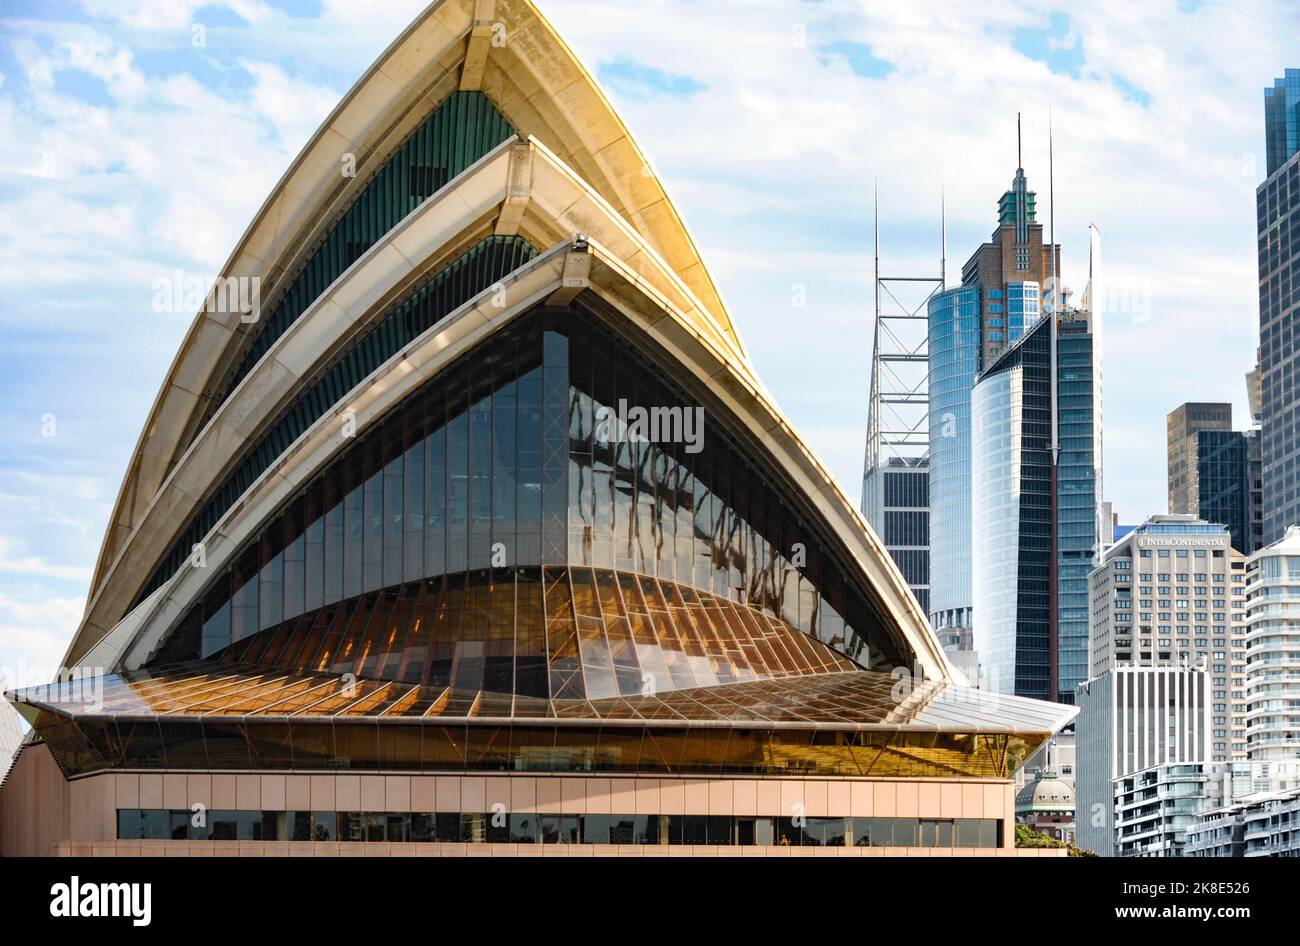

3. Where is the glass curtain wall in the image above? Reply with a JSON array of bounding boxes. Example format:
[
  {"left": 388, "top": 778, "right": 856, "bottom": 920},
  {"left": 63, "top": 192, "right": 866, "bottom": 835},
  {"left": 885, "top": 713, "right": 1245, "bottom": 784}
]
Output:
[
  {"left": 927, "top": 285, "right": 981, "bottom": 633},
  {"left": 151, "top": 308, "right": 914, "bottom": 680}
]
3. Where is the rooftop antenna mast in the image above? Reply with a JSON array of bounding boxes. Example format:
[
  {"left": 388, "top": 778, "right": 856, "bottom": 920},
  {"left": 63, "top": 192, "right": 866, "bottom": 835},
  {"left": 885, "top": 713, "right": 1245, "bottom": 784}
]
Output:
[
  {"left": 1049, "top": 104, "right": 1059, "bottom": 467},
  {"left": 941, "top": 181, "right": 948, "bottom": 289}
]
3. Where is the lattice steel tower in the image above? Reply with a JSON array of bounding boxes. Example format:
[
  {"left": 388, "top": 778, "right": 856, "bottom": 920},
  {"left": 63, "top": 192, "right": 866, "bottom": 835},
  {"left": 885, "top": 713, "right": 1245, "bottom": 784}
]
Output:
[{"left": 862, "top": 187, "right": 945, "bottom": 615}]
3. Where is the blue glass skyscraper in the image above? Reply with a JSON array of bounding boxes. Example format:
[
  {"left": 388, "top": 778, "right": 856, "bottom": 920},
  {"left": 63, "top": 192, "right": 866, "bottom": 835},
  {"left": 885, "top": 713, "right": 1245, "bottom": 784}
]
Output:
[
  {"left": 928, "top": 286, "right": 980, "bottom": 639},
  {"left": 971, "top": 307, "right": 1100, "bottom": 703},
  {"left": 1259, "top": 69, "right": 1300, "bottom": 543},
  {"left": 1056, "top": 316, "right": 1101, "bottom": 699},
  {"left": 1265, "top": 68, "right": 1300, "bottom": 177}
]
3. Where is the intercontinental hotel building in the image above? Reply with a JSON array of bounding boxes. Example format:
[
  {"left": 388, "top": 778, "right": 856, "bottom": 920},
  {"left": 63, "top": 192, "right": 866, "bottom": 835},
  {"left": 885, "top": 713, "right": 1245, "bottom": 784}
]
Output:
[{"left": 0, "top": 0, "right": 1073, "bottom": 856}]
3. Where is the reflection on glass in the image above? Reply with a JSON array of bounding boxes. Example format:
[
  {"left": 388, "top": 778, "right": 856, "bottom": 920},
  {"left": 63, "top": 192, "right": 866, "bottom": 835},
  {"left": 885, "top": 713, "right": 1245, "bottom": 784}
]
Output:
[{"left": 151, "top": 311, "right": 911, "bottom": 678}]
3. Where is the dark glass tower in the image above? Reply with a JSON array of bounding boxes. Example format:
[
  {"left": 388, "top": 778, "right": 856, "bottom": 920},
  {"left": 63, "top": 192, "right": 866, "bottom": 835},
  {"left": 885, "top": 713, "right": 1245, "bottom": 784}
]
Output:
[
  {"left": 1166, "top": 403, "right": 1256, "bottom": 554},
  {"left": 1194, "top": 430, "right": 1253, "bottom": 556},
  {"left": 971, "top": 308, "right": 1100, "bottom": 703},
  {"left": 1265, "top": 69, "right": 1300, "bottom": 177},
  {"left": 1259, "top": 72, "right": 1300, "bottom": 544}
]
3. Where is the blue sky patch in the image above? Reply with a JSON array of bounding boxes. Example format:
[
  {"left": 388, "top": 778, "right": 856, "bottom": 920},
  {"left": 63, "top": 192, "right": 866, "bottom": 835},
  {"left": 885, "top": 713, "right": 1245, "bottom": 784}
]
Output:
[
  {"left": 1114, "top": 74, "right": 1152, "bottom": 107},
  {"left": 51, "top": 66, "right": 113, "bottom": 106},
  {"left": 598, "top": 56, "right": 705, "bottom": 101},
  {"left": 821, "top": 41, "right": 895, "bottom": 79},
  {"left": 190, "top": 4, "right": 253, "bottom": 30},
  {"left": 1012, "top": 11, "right": 1084, "bottom": 78}
]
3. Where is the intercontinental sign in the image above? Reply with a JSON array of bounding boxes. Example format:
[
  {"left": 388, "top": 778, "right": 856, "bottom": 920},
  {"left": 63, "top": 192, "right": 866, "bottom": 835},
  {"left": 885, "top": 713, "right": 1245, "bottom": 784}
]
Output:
[{"left": 1135, "top": 536, "right": 1222, "bottom": 548}]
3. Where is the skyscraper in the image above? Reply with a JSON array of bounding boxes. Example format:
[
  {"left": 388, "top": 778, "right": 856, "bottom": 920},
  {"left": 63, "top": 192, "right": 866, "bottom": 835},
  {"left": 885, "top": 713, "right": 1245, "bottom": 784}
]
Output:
[
  {"left": 927, "top": 285, "right": 980, "bottom": 642},
  {"left": 1167, "top": 402, "right": 1233, "bottom": 514},
  {"left": 926, "top": 143, "right": 1060, "bottom": 663},
  {"left": 970, "top": 303, "right": 1101, "bottom": 703},
  {"left": 1264, "top": 69, "right": 1300, "bottom": 177},
  {"left": 1166, "top": 402, "right": 1257, "bottom": 555},
  {"left": 1259, "top": 70, "right": 1300, "bottom": 544}
]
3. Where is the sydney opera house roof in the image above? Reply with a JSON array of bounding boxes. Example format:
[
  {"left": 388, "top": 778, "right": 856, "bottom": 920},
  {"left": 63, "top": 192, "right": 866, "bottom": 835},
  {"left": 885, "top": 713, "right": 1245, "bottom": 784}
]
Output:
[{"left": 6, "top": 0, "right": 1075, "bottom": 787}]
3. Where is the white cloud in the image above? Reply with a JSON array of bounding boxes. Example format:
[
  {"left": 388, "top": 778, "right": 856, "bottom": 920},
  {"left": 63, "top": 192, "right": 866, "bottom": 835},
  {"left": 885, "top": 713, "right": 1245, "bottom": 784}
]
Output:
[{"left": 0, "top": 590, "right": 86, "bottom": 686}]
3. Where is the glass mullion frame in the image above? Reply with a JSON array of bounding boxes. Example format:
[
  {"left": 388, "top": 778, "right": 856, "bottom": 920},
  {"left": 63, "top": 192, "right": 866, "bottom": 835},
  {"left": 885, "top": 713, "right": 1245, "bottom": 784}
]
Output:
[
  {"left": 540, "top": 330, "right": 569, "bottom": 566},
  {"left": 572, "top": 568, "right": 617, "bottom": 700},
  {"left": 482, "top": 570, "right": 515, "bottom": 695},
  {"left": 341, "top": 448, "right": 365, "bottom": 600},
  {"left": 543, "top": 566, "right": 583, "bottom": 700},
  {"left": 363, "top": 431, "right": 386, "bottom": 594},
  {"left": 708, "top": 458, "right": 730, "bottom": 599},
  {"left": 355, "top": 589, "right": 401, "bottom": 680},
  {"left": 491, "top": 377, "right": 518, "bottom": 566},
  {"left": 382, "top": 415, "right": 405, "bottom": 589},
  {"left": 325, "top": 594, "right": 377, "bottom": 677},
  {"left": 283, "top": 494, "right": 307, "bottom": 622},
  {"left": 513, "top": 567, "right": 547, "bottom": 700},
  {"left": 425, "top": 408, "right": 447, "bottom": 580},
  {"left": 238, "top": 614, "right": 291, "bottom": 666},
  {"left": 639, "top": 576, "right": 695, "bottom": 690},
  {"left": 447, "top": 405, "right": 469, "bottom": 574},
  {"left": 262, "top": 605, "right": 313, "bottom": 670},
  {"left": 595, "top": 570, "right": 641, "bottom": 696},
  {"left": 252, "top": 676, "right": 341, "bottom": 716},
  {"left": 656, "top": 443, "right": 678, "bottom": 582},
  {"left": 426, "top": 572, "right": 464, "bottom": 690},
  {"left": 778, "top": 505, "right": 801, "bottom": 635},
  {"left": 687, "top": 589, "right": 745, "bottom": 683},
  {"left": 798, "top": 542, "right": 820, "bottom": 639},
  {"left": 174, "top": 672, "right": 295, "bottom": 716},
  {"left": 730, "top": 461, "right": 750, "bottom": 605},
  {"left": 450, "top": 572, "right": 487, "bottom": 693},
  {"left": 735, "top": 597, "right": 799, "bottom": 676},
  {"left": 514, "top": 365, "right": 542, "bottom": 566},
  {"left": 288, "top": 603, "right": 339, "bottom": 675},
  {"left": 372, "top": 583, "right": 419, "bottom": 681},
  {"left": 467, "top": 391, "right": 495, "bottom": 568},
  {"left": 230, "top": 544, "right": 261, "bottom": 645},
  {"left": 607, "top": 426, "right": 630, "bottom": 573},
  {"left": 402, "top": 399, "right": 426, "bottom": 582},
  {"left": 718, "top": 597, "right": 768, "bottom": 677},
  {"left": 258, "top": 609, "right": 312, "bottom": 668},
  {"left": 765, "top": 615, "right": 819, "bottom": 675},
  {"left": 635, "top": 435, "right": 658, "bottom": 577},
  {"left": 200, "top": 575, "right": 234, "bottom": 658},
  {"left": 402, "top": 577, "right": 442, "bottom": 686},
  {"left": 304, "top": 475, "right": 326, "bottom": 614},
  {"left": 391, "top": 579, "right": 431, "bottom": 683}
]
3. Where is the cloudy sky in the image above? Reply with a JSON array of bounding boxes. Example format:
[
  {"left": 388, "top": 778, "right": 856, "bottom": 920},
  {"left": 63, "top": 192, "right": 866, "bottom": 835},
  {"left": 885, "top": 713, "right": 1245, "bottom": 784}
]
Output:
[{"left": 0, "top": 0, "right": 1293, "bottom": 681}]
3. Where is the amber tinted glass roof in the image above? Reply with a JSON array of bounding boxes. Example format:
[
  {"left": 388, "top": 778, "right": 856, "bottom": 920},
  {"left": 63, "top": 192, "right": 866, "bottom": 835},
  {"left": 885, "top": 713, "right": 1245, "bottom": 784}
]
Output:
[
  {"left": 9, "top": 663, "right": 1074, "bottom": 735},
  {"left": 207, "top": 567, "right": 859, "bottom": 703}
]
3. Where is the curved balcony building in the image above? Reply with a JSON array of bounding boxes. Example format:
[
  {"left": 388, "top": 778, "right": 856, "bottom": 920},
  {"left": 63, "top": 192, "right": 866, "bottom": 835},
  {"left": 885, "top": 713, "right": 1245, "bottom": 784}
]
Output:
[{"left": 1245, "top": 526, "right": 1300, "bottom": 762}]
